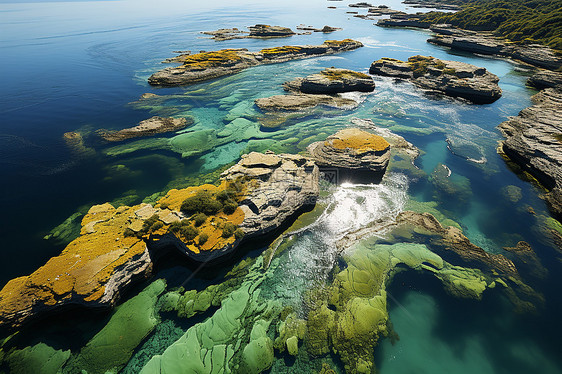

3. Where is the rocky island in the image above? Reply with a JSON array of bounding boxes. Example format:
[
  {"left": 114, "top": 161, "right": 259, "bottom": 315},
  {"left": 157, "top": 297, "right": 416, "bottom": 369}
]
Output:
[
  {"left": 283, "top": 67, "right": 375, "bottom": 94},
  {"left": 201, "top": 24, "right": 296, "bottom": 41},
  {"left": 369, "top": 55, "right": 502, "bottom": 103},
  {"left": 148, "top": 39, "right": 363, "bottom": 87},
  {"left": 98, "top": 116, "right": 193, "bottom": 142},
  {"left": 307, "top": 128, "right": 391, "bottom": 179}
]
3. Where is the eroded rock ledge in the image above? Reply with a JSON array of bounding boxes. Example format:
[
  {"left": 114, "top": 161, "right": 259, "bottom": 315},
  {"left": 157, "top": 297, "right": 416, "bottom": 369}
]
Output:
[
  {"left": 370, "top": 55, "right": 502, "bottom": 103},
  {"left": 98, "top": 116, "right": 193, "bottom": 142},
  {"left": 148, "top": 39, "right": 363, "bottom": 87},
  {"left": 0, "top": 151, "right": 319, "bottom": 329},
  {"left": 498, "top": 87, "right": 562, "bottom": 219}
]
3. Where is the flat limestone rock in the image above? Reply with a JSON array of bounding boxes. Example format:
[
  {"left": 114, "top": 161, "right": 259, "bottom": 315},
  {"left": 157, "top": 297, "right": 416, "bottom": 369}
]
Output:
[
  {"left": 255, "top": 93, "right": 357, "bottom": 112},
  {"left": 307, "top": 128, "right": 391, "bottom": 173},
  {"left": 498, "top": 88, "right": 562, "bottom": 219},
  {"left": 370, "top": 55, "right": 502, "bottom": 104},
  {"left": 283, "top": 67, "right": 375, "bottom": 94},
  {"left": 148, "top": 39, "right": 363, "bottom": 87},
  {"left": 98, "top": 116, "right": 192, "bottom": 142}
]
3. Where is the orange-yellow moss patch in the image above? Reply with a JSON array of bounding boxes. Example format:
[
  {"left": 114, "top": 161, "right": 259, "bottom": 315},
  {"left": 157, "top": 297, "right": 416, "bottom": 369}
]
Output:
[
  {"left": 155, "top": 180, "right": 246, "bottom": 254},
  {"left": 321, "top": 68, "right": 371, "bottom": 81},
  {"left": 174, "top": 49, "right": 244, "bottom": 69},
  {"left": 329, "top": 128, "right": 390, "bottom": 153},
  {"left": 323, "top": 39, "right": 355, "bottom": 46},
  {"left": 260, "top": 46, "right": 303, "bottom": 55}
]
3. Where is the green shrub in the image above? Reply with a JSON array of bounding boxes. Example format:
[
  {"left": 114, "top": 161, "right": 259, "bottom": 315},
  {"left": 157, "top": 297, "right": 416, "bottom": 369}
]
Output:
[
  {"left": 169, "top": 220, "right": 185, "bottom": 233},
  {"left": 180, "top": 226, "right": 199, "bottom": 241},
  {"left": 222, "top": 222, "right": 237, "bottom": 238},
  {"left": 193, "top": 213, "right": 208, "bottom": 226},
  {"left": 151, "top": 221, "right": 164, "bottom": 232},
  {"left": 198, "top": 233, "right": 209, "bottom": 245},
  {"left": 223, "top": 201, "right": 238, "bottom": 215},
  {"left": 141, "top": 214, "right": 160, "bottom": 232},
  {"left": 123, "top": 228, "right": 135, "bottom": 237},
  {"left": 181, "top": 191, "right": 223, "bottom": 215},
  {"left": 234, "top": 228, "right": 245, "bottom": 240}
]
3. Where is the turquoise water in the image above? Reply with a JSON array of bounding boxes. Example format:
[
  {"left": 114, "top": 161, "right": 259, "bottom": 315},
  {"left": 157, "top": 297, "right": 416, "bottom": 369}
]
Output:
[{"left": 0, "top": 0, "right": 561, "bottom": 373}]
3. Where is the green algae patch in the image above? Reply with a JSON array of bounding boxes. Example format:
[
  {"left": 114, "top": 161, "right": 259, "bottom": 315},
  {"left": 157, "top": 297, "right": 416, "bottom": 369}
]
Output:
[
  {"left": 6, "top": 343, "right": 70, "bottom": 374},
  {"left": 63, "top": 279, "right": 166, "bottom": 374}
]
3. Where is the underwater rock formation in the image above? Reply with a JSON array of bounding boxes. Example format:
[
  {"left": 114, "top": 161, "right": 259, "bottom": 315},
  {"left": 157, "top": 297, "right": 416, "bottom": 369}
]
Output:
[
  {"left": 370, "top": 55, "right": 502, "bottom": 103},
  {"left": 307, "top": 128, "right": 391, "bottom": 175},
  {"left": 148, "top": 39, "right": 363, "bottom": 87},
  {"left": 498, "top": 87, "right": 562, "bottom": 220},
  {"left": 283, "top": 68, "right": 375, "bottom": 94},
  {"left": 98, "top": 116, "right": 193, "bottom": 142},
  {"left": 0, "top": 203, "right": 153, "bottom": 329},
  {"left": 140, "top": 257, "right": 280, "bottom": 374},
  {"left": 63, "top": 279, "right": 166, "bottom": 374},
  {"left": 306, "top": 241, "right": 500, "bottom": 373},
  {"left": 5, "top": 343, "right": 70, "bottom": 374}
]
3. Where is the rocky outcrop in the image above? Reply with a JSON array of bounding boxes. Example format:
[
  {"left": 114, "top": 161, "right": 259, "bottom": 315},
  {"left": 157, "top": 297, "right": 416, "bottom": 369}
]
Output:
[
  {"left": 0, "top": 203, "right": 154, "bottom": 329},
  {"left": 201, "top": 25, "right": 296, "bottom": 41},
  {"left": 248, "top": 24, "right": 295, "bottom": 37},
  {"left": 498, "top": 88, "right": 562, "bottom": 219},
  {"left": 527, "top": 70, "right": 562, "bottom": 90},
  {"left": 428, "top": 26, "right": 562, "bottom": 70},
  {"left": 148, "top": 39, "right": 363, "bottom": 87},
  {"left": 0, "top": 151, "right": 319, "bottom": 329},
  {"left": 222, "top": 152, "right": 319, "bottom": 238},
  {"left": 377, "top": 13, "right": 430, "bottom": 28},
  {"left": 98, "top": 116, "right": 192, "bottom": 142},
  {"left": 307, "top": 128, "right": 391, "bottom": 175},
  {"left": 297, "top": 25, "right": 341, "bottom": 33},
  {"left": 255, "top": 93, "right": 357, "bottom": 112},
  {"left": 283, "top": 68, "right": 375, "bottom": 94},
  {"left": 370, "top": 55, "right": 502, "bottom": 103}
]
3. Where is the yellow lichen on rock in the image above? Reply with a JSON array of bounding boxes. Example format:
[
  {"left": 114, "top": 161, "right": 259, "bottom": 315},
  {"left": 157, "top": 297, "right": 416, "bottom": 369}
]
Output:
[
  {"left": 329, "top": 128, "right": 390, "bottom": 153},
  {"left": 321, "top": 69, "right": 371, "bottom": 81},
  {"left": 0, "top": 203, "right": 151, "bottom": 327},
  {"left": 155, "top": 181, "right": 246, "bottom": 254},
  {"left": 175, "top": 49, "right": 244, "bottom": 69},
  {"left": 260, "top": 46, "right": 303, "bottom": 55}
]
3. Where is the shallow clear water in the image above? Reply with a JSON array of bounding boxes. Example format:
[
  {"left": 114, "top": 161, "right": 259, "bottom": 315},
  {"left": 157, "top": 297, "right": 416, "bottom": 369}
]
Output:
[{"left": 1, "top": 0, "right": 561, "bottom": 373}]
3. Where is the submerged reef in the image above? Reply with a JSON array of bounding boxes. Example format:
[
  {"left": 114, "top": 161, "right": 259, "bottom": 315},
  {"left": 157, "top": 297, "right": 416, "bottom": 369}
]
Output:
[
  {"left": 370, "top": 55, "right": 502, "bottom": 103},
  {"left": 148, "top": 40, "right": 363, "bottom": 87}
]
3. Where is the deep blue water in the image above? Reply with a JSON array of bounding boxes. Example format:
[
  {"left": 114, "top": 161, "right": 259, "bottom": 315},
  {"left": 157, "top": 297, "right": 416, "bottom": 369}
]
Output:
[{"left": 1, "top": 0, "right": 561, "bottom": 372}]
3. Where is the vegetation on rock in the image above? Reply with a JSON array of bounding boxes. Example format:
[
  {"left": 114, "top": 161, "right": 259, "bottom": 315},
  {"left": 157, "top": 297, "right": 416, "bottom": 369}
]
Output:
[{"left": 421, "top": 0, "right": 562, "bottom": 51}]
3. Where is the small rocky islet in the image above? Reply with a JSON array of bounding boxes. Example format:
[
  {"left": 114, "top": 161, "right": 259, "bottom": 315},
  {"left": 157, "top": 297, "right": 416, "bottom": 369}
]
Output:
[{"left": 2, "top": 3, "right": 562, "bottom": 374}]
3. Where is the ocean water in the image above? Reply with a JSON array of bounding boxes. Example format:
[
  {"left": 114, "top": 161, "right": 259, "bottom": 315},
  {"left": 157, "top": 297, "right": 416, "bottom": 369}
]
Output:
[{"left": 0, "top": 0, "right": 561, "bottom": 373}]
